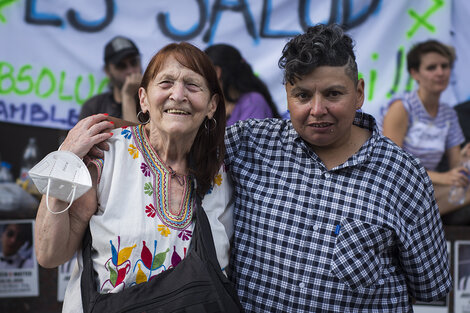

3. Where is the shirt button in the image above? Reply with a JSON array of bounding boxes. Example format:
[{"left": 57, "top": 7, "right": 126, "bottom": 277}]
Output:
[
  {"left": 324, "top": 173, "right": 330, "bottom": 178},
  {"left": 312, "top": 224, "right": 319, "bottom": 231},
  {"left": 299, "top": 282, "right": 305, "bottom": 288}
]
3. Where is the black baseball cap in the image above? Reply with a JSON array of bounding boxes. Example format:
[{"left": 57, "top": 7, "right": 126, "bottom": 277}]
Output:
[{"left": 104, "top": 36, "right": 140, "bottom": 65}]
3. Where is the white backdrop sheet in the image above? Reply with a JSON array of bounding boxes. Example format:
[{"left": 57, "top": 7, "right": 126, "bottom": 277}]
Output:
[{"left": 1, "top": 0, "right": 469, "bottom": 130}]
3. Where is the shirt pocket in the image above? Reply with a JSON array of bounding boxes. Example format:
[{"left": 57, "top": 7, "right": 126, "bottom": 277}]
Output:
[{"left": 330, "top": 218, "right": 392, "bottom": 291}]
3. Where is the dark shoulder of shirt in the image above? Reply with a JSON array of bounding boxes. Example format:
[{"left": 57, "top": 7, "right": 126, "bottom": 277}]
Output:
[
  {"left": 225, "top": 115, "right": 429, "bottom": 187},
  {"left": 225, "top": 118, "right": 294, "bottom": 155},
  {"left": 79, "top": 91, "right": 121, "bottom": 120},
  {"left": 454, "top": 100, "right": 470, "bottom": 144}
]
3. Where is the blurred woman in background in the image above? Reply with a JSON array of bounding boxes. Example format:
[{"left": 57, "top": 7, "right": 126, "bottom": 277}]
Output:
[
  {"left": 205, "top": 44, "right": 280, "bottom": 126},
  {"left": 380, "top": 39, "right": 470, "bottom": 222}
]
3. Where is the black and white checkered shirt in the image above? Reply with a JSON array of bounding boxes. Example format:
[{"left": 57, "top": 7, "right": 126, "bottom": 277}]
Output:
[{"left": 225, "top": 113, "right": 452, "bottom": 312}]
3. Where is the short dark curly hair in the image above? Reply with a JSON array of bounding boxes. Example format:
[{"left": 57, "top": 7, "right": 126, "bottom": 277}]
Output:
[{"left": 279, "top": 24, "right": 358, "bottom": 86}]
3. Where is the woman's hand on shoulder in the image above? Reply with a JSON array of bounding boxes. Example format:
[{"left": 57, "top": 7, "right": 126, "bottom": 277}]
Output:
[{"left": 61, "top": 114, "right": 115, "bottom": 159}]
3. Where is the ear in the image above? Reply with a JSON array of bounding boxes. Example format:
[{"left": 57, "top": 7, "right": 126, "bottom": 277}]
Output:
[
  {"left": 355, "top": 78, "right": 365, "bottom": 110},
  {"left": 207, "top": 94, "right": 219, "bottom": 119},
  {"left": 139, "top": 87, "right": 148, "bottom": 113},
  {"left": 214, "top": 66, "right": 222, "bottom": 81},
  {"left": 104, "top": 64, "right": 111, "bottom": 76},
  {"left": 410, "top": 68, "right": 420, "bottom": 83}
]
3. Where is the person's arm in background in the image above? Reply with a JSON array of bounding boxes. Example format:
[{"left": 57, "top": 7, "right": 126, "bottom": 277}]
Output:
[
  {"left": 384, "top": 100, "right": 468, "bottom": 187},
  {"left": 121, "top": 73, "right": 142, "bottom": 123},
  {"left": 431, "top": 145, "right": 469, "bottom": 186},
  {"left": 34, "top": 115, "right": 114, "bottom": 268},
  {"left": 382, "top": 100, "right": 408, "bottom": 147}
]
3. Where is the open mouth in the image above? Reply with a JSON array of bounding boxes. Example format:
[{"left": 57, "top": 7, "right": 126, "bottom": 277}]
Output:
[
  {"left": 311, "top": 122, "right": 332, "bottom": 128},
  {"left": 165, "top": 109, "right": 190, "bottom": 115}
]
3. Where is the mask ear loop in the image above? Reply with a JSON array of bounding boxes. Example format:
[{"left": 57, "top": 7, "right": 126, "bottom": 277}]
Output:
[{"left": 45, "top": 178, "right": 77, "bottom": 214}]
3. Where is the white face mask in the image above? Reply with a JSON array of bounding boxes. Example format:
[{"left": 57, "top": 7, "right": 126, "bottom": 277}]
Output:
[{"left": 29, "top": 151, "right": 92, "bottom": 214}]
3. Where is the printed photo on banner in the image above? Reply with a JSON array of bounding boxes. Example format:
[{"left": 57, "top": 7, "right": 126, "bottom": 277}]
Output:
[
  {"left": 413, "top": 241, "right": 450, "bottom": 313},
  {"left": 455, "top": 240, "right": 470, "bottom": 313},
  {"left": 0, "top": 219, "right": 38, "bottom": 298}
]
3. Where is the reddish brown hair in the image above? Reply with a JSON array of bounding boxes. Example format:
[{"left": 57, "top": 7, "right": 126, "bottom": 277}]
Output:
[{"left": 140, "top": 42, "right": 226, "bottom": 196}]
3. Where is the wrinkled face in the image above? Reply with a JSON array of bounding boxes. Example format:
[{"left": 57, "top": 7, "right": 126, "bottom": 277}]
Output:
[
  {"left": 106, "top": 54, "right": 142, "bottom": 89},
  {"left": 411, "top": 52, "right": 451, "bottom": 94},
  {"left": 139, "top": 55, "right": 217, "bottom": 138},
  {"left": 1, "top": 224, "right": 25, "bottom": 257},
  {"left": 286, "top": 65, "right": 364, "bottom": 151}
]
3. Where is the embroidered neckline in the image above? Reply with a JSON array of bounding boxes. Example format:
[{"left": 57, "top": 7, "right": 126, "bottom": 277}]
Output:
[{"left": 132, "top": 125, "right": 194, "bottom": 230}]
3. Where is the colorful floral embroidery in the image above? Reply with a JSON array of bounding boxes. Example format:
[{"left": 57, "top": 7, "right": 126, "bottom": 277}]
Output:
[
  {"left": 214, "top": 173, "right": 223, "bottom": 186},
  {"left": 170, "top": 246, "right": 183, "bottom": 268},
  {"left": 141, "top": 163, "right": 151, "bottom": 177},
  {"left": 144, "top": 182, "right": 153, "bottom": 196},
  {"left": 132, "top": 240, "right": 170, "bottom": 283},
  {"left": 145, "top": 203, "right": 156, "bottom": 218},
  {"left": 121, "top": 128, "right": 132, "bottom": 139},
  {"left": 135, "top": 264, "right": 147, "bottom": 284},
  {"left": 157, "top": 225, "right": 171, "bottom": 237},
  {"left": 178, "top": 229, "right": 192, "bottom": 241},
  {"left": 101, "top": 237, "right": 136, "bottom": 291},
  {"left": 128, "top": 144, "right": 139, "bottom": 159}
]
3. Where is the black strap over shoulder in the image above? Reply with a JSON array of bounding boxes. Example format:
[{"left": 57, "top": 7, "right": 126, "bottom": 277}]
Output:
[{"left": 81, "top": 192, "right": 243, "bottom": 313}]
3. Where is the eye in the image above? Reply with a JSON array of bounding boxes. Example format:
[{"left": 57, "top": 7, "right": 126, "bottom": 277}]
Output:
[
  {"left": 129, "top": 57, "right": 140, "bottom": 67},
  {"left": 158, "top": 81, "right": 172, "bottom": 89},
  {"left": 426, "top": 64, "right": 437, "bottom": 71},
  {"left": 186, "top": 82, "right": 202, "bottom": 92},
  {"left": 294, "top": 92, "right": 309, "bottom": 100},
  {"left": 115, "top": 62, "right": 127, "bottom": 70},
  {"left": 326, "top": 90, "right": 342, "bottom": 98}
]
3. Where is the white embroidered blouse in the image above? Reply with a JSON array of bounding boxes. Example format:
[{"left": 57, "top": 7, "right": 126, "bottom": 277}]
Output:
[{"left": 62, "top": 125, "right": 233, "bottom": 312}]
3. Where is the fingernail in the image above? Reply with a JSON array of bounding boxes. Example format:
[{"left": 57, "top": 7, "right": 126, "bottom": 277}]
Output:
[
  {"left": 103, "top": 113, "right": 109, "bottom": 116},
  {"left": 110, "top": 121, "right": 114, "bottom": 124}
]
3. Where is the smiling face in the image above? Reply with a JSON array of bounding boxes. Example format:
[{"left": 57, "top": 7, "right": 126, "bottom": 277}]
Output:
[
  {"left": 286, "top": 65, "right": 364, "bottom": 151},
  {"left": 139, "top": 55, "right": 217, "bottom": 140},
  {"left": 411, "top": 52, "right": 451, "bottom": 95}
]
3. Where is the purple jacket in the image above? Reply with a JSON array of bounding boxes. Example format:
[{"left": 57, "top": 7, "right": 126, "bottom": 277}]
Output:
[{"left": 226, "top": 92, "right": 273, "bottom": 126}]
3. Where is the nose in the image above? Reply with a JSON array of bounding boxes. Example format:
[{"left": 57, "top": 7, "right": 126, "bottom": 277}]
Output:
[
  {"left": 309, "top": 95, "right": 327, "bottom": 116},
  {"left": 169, "top": 83, "right": 187, "bottom": 103}
]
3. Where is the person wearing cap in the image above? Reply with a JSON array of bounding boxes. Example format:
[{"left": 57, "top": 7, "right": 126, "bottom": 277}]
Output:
[{"left": 79, "top": 36, "right": 143, "bottom": 122}]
